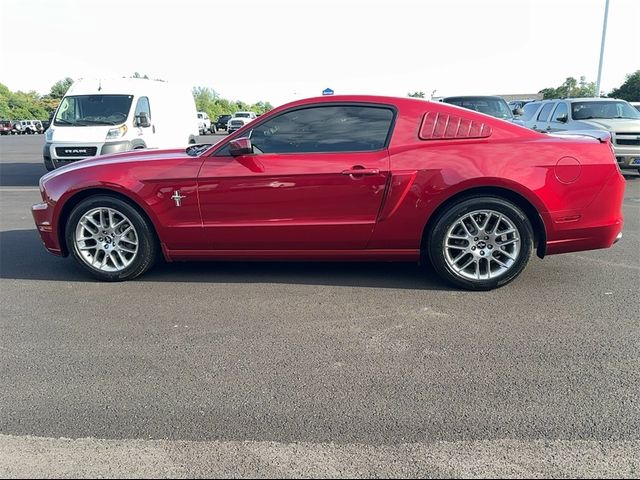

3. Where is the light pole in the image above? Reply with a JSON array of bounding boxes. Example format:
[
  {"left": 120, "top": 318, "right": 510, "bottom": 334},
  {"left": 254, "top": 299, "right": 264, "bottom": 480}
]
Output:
[{"left": 596, "top": 0, "right": 610, "bottom": 97}]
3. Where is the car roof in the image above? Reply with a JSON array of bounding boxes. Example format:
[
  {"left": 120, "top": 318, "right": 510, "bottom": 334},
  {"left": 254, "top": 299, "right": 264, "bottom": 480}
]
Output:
[
  {"left": 442, "top": 95, "right": 506, "bottom": 101},
  {"left": 532, "top": 97, "right": 627, "bottom": 104}
]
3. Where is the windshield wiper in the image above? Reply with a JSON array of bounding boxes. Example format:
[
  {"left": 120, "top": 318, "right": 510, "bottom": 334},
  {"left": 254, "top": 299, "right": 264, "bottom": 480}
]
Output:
[
  {"left": 54, "top": 118, "right": 74, "bottom": 125},
  {"left": 75, "top": 119, "right": 117, "bottom": 126}
]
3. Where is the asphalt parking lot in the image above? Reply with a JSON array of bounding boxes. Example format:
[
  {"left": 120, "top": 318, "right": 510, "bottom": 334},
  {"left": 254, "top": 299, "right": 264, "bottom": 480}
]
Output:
[{"left": 1, "top": 134, "right": 639, "bottom": 477}]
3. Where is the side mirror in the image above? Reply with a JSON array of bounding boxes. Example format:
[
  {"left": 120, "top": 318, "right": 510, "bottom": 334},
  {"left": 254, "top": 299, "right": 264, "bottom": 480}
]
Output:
[
  {"left": 513, "top": 108, "right": 524, "bottom": 116},
  {"left": 229, "top": 137, "right": 253, "bottom": 156},
  {"left": 556, "top": 114, "right": 568, "bottom": 123},
  {"left": 136, "top": 112, "right": 151, "bottom": 128}
]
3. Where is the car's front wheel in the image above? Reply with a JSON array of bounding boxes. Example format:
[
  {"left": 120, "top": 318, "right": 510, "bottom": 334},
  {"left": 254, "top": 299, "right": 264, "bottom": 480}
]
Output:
[
  {"left": 66, "top": 195, "right": 158, "bottom": 281},
  {"left": 427, "top": 196, "right": 533, "bottom": 290}
]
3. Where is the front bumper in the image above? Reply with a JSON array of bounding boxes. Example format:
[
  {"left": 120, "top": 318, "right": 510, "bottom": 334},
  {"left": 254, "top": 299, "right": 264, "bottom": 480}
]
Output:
[
  {"left": 614, "top": 154, "right": 640, "bottom": 169},
  {"left": 31, "top": 200, "right": 63, "bottom": 256},
  {"left": 612, "top": 142, "right": 640, "bottom": 169}
]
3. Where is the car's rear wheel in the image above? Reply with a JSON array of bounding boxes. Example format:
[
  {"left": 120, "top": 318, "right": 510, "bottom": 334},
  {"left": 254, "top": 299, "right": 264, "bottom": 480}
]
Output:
[
  {"left": 427, "top": 196, "right": 533, "bottom": 290},
  {"left": 66, "top": 195, "right": 157, "bottom": 281}
]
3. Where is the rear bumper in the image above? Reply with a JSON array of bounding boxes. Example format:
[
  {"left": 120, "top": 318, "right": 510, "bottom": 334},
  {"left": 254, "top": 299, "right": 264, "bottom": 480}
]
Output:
[
  {"left": 544, "top": 170, "right": 625, "bottom": 255},
  {"left": 31, "top": 201, "right": 63, "bottom": 256},
  {"left": 545, "top": 221, "right": 623, "bottom": 255}
]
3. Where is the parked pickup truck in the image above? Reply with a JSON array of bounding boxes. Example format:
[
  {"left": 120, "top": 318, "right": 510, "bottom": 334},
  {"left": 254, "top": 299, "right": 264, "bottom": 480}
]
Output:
[
  {"left": 214, "top": 114, "right": 232, "bottom": 132},
  {"left": 227, "top": 111, "right": 257, "bottom": 134}
]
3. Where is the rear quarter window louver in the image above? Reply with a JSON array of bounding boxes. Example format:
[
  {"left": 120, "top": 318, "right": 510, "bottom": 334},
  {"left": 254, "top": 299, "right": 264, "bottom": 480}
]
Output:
[{"left": 419, "top": 112, "right": 492, "bottom": 140}]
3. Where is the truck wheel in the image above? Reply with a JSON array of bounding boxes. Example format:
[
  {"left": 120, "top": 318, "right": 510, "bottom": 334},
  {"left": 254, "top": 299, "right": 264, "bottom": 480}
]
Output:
[{"left": 44, "top": 158, "right": 55, "bottom": 172}]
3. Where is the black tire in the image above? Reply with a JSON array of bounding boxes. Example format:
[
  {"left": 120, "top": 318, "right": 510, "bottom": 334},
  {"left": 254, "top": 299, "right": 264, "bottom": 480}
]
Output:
[
  {"left": 44, "top": 158, "right": 55, "bottom": 171},
  {"left": 427, "top": 195, "right": 533, "bottom": 290},
  {"left": 65, "top": 195, "right": 158, "bottom": 281}
]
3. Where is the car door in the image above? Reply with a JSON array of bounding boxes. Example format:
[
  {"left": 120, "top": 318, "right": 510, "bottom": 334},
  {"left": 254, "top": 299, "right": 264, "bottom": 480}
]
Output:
[
  {"left": 197, "top": 104, "right": 394, "bottom": 250},
  {"left": 548, "top": 101, "right": 570, "bottom": 132},
  {"left": 531, "top": 102, "right": 556, "bottom": 133}
]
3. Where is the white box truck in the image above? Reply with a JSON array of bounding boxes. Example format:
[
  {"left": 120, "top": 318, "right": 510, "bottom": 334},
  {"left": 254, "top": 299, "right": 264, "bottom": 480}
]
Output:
[{"left": 43, "top": 78, "right": 199, "bottom": 170}]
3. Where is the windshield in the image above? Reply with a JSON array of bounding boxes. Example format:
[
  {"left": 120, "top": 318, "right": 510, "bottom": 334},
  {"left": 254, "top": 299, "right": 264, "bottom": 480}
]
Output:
[
  {"left": 445, "top": 97, "right": 513, "bottom": 120},
  {"left": 54, "top": 95, "right": 134, "bottom": 126},
  {"left": 572, "top": 101, "right": 640, "bottom": 120},
  {"left": 234, "top": 113, "right": 251, "bottom": 118}
]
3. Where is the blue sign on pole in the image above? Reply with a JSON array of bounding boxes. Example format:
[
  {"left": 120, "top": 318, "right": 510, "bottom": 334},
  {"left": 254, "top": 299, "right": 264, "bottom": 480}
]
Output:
[{"left": 322, "top": 88, "right": 334, "bottom": 96}]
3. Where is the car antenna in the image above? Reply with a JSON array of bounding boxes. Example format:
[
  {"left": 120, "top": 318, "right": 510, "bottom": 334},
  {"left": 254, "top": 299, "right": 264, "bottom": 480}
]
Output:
[{"left": 98, "top": 79, "right": 102, "bottom": 92}]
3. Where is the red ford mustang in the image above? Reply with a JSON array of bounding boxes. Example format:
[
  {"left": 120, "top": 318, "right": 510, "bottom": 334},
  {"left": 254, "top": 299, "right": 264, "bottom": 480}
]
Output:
[{"left": 32, "top": 95, "right": 625, "bottom": 290}]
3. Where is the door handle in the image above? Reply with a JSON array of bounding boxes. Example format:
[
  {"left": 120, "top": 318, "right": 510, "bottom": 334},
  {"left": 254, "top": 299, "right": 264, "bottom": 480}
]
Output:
[
  {"left": 341, "top": 166, "right": 380, "bottom": 176},
  {"left": 152, "top": 125, "right": 156, "bottom": 134}
]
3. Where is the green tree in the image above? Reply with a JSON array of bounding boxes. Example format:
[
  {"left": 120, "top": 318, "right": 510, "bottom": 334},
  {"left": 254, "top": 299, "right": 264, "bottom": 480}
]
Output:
[
  {"left": 49, "top": 77, "right": 74, "bottom": 99},
  {"left": 0, "top": 83, "right": 12, "bottom": 118},
  {"left": 609, "top": 70, "right": 640, "bottom": 101},
  {"left": 192, "top": 87, "right": 273, "bottom": 119},
  {"left": 408, "top": 91, "right": 425, "bottom": 98},
  {"left": 539, "top": 76, "right": 596, "bottom": 99}
]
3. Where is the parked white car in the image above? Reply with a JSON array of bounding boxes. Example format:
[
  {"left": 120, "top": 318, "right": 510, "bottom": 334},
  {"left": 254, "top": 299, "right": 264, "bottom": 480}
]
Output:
[
  {"left": 44, "top": 77, "right": 199, "bottom": 171},
  {"left": 227, "top": 111, "right": 257, "bottom": 134},
  {"left": 197, "top": 111, "right": 211, "bottom": 135}
]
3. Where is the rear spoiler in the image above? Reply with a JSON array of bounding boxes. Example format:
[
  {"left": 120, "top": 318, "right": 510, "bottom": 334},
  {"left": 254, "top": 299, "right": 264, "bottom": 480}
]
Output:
[{"left": 548, "top": 129, "right": 611, "bottom": 143}]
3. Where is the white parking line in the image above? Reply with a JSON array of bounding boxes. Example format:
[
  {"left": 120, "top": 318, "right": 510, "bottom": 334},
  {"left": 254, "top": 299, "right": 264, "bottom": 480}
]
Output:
[
  {"left": 1, "top": 434, "right": 638, "bottom": 478},
  {"left": 573, "top": 255, "right": 640, "bottom": 270},
  {"left": 0, "top": 187, "right": 40, "bottom": 192}
]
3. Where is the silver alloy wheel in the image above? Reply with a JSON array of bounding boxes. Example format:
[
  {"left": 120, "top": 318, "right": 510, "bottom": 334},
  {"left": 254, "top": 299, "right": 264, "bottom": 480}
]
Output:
[
  {"left": 74, "top": 207, "right": 139, "bottom": 272},
  {"left": 443, "top": 209, "right": 521, "bottom": 281}
]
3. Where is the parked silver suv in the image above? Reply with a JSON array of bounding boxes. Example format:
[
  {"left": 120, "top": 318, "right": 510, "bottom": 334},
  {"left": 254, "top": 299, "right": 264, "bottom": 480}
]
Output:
[{"left": 520, "top": 98, "right": 640, "bottom": 172}]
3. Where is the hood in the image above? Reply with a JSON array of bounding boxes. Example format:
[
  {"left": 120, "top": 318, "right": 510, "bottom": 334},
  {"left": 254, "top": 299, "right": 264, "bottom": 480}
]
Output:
[
  {"left": 41, "top": 148, "right": 189, "bottom": 181},
  {"left": 47, "top": 125, "right": 114, "bottom": 143},
  {"left": 580, "top": 118, "right": 640, "bottom": 131}
]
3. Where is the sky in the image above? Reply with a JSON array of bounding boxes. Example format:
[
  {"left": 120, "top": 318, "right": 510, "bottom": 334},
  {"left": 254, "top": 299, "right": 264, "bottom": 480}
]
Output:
[{"left": 1, "top": 0, "right": 638, "bottom": 106}]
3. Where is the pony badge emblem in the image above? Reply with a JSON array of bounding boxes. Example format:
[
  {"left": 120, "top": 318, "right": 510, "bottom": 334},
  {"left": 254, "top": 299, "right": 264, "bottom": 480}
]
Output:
[{"left": 171, "top": 190, "right": 186, "bottom": 207}]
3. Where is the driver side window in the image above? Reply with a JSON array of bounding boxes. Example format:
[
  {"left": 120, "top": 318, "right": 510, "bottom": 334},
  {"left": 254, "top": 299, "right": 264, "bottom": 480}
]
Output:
[{"left": 249, "top": 105, "right": 394, "bottom": 154}]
